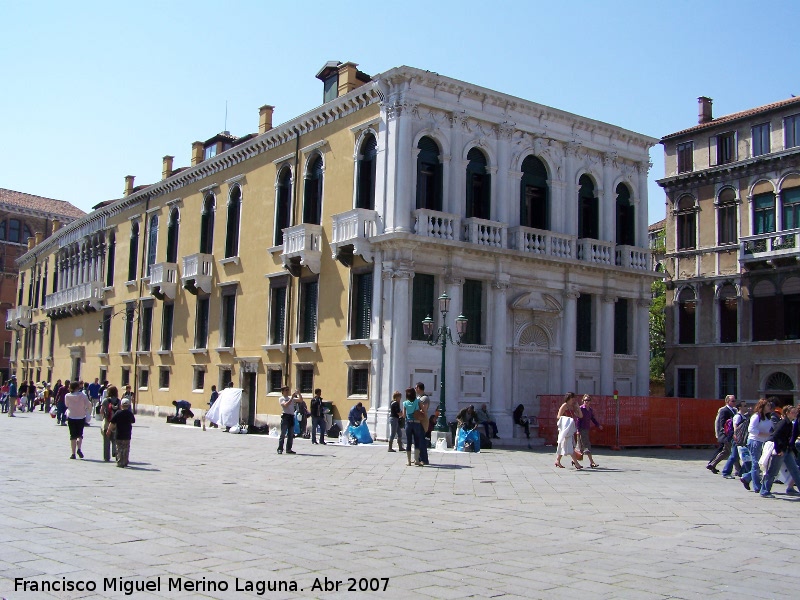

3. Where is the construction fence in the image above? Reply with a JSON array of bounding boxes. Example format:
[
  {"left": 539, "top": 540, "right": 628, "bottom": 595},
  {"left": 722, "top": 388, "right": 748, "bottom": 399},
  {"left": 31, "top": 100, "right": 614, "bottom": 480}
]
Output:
[{"left": 537, "top": 395, "right": 721, "bottom": 448}]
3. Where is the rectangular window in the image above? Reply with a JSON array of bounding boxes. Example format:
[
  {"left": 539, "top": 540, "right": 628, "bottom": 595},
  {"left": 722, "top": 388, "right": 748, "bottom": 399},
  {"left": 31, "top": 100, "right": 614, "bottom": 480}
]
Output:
[
  {"left": 220, "top": 286, "right": 236, "bottom": 348},
  {"left": 753, "top": 193, "right": 776, "bottom": 235},
  {"left": 349, "top": 366, "right": 369, "bottom": 396},
  {"left": 139, "top": 303, "right": 153, "bottom": 352},
  {"left": 220, "top": 369, "right": 232, "bottom": 389},
  {"left": 614, "top": 299, "right": 629, "bottom": 354},
  {"left": 576, "top": 293, "right": 593, "bottom": 352},
  {"left": 193, "top": 368, "right": 205, "bottom": 391},
  {"left": 462, "top": 279, "right": 483, "bottom": 345},
  {"left": 718, "top": 368, "right": 737, "bottom": 399},
  {"left": 159, "top": 367, "right": 170, "bottom": 390},
  {"left": 161, "top": 303, "right": 174, "bottom": 351},
  {"left": 411, "top": 274, "right": 435, "bottom": 341},
  {"left": 752, "top": 123, "right": 770, "bottom": 157},
  {"left": 785, "top": 114, "right": 800, "bottom": 149},
  {"left": 785, "top": 293, "right": 800, "bottom": 340},
  {"left": 204, "top": 144, "right": 217, "bottom": 160},
  {"left": 298, "top": 368, "right": 314, "bottom": 394},
  {"left": 269, "top": 278, "right": 288, "bottom": 345},
  {"left": 351, "top": 271, "right": 373, "bottom": 340},
  {"left": 269, "top": 368, "right": 283, "bottom": 393},
  {"left": 676, "top": 368, "right": 696, "bottom": 398},
  {"left": 121, "top": 367, "right": 130, "bottom": 387},
  {"left": 716, "top": 132, "right": 736, "bottom": 165},
  {"left": 139, "top": 368, "right": 149, "bottom": 389},
  {"left": 720, "top": 298, "right": 738, "bottom": 343},
  {"left": 717, "top": 203, "right": 737, "bottom": 245},
  {"left": 123, "top": 304, "right": 135, "bottom": 352},
  {"left": 676, "top": 142, "right": 693, "bottom": 173},
  {"left": 677, "top": 212, "right": 696, "bottom": 250},
  {"left": 299, "top": 278, "right": 318, "bottom": 343},
  {"left": 752, "top": 295, "right": 779, "bottom": 341},
  {"left": 678, "top": 300, "right": 696, "bottom": 344},
  {"left": 101, "top": 309, "right": 111, "bottom": 354},
  {"left": 195, "top": 296, "right": 209, "bottom": 349},
  {"left": 3, "top": 341, "right": 10, "bottom": 358}
]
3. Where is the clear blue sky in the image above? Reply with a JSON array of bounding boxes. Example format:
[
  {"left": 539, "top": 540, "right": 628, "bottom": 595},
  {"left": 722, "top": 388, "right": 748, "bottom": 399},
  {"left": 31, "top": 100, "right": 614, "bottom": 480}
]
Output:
[{"left": 2, "top": 0, "right": 799, "bottom": 223}]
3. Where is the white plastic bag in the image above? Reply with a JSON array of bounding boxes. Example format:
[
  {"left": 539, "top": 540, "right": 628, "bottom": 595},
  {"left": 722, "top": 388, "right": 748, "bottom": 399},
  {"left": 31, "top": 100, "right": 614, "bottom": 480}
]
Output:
[
  {"left": 759, "top": 441, "right": 775, "bottom": 474},
  {"left": 435, "top": 438, "right": 447, "bottom": 451}
]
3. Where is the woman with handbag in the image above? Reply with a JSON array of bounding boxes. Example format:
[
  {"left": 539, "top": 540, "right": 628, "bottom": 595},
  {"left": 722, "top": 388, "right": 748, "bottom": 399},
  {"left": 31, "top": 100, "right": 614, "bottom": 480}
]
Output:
[
  {"left": 760, "top": 404, "right": 799, "bottom": 498},
  {"left": 100, "top": 386, "right": 121, "bottom": 462},
  {"left": 741, "top": 398, "right": 774, "bottom": 493},
  {"left": 388, "top": 391, "right": 405, "bottom": 453},
  {"left": 64, "top": 381, "right": 92, "bottom": 460},
  {"left": 555, "top": 392, "right": 584, "bottom": 469}
]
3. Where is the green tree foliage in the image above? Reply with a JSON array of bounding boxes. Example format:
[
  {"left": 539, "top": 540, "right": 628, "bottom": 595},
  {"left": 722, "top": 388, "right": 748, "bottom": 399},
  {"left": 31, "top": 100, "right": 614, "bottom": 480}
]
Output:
[{"left": 650, "top": 278, "right": 666, "bottom": 380}]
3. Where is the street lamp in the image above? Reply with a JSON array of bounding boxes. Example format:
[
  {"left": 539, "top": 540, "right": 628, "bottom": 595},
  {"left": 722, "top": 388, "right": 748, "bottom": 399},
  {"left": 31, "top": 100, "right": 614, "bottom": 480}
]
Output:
[{"left": 423, "top": 292, "right": 468, "bottom": 434}]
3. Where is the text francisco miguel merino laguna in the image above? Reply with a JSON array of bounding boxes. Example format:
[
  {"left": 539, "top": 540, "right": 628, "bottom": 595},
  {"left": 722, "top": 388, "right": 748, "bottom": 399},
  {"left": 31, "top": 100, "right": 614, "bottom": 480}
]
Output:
[{"left": 14, "top": 576, "right": 306, "bottom": 595}]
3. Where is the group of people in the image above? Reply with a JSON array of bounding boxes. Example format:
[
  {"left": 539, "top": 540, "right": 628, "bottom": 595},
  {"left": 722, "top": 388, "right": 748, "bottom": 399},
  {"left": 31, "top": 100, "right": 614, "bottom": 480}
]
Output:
[
  {"left": 706, "top": 395, "right": 800, "bottom": 498},
  {"left": 276, "top": 387, "right": 329, "bottom": 454},
  {"left": 1, "top": 377, "right": 54, "bottom": 415},
  {"left": 554, "top": 392, "right": 603, "bottom": 469}
]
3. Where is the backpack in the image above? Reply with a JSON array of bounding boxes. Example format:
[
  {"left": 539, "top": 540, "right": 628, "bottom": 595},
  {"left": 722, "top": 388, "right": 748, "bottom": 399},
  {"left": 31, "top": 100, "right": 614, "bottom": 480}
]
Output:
[
  {"left": 723, "top": 417, "right": 734, "bottom": 439},
  {"left": 733, "top": 415, "right": 749, "bottom": 446}
]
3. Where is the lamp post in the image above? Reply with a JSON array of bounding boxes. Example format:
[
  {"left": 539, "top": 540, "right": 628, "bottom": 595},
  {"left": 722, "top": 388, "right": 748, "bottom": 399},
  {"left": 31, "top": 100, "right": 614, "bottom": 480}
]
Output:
[{"left": 423, "top": 292, "right": 468, "bottom": 434}]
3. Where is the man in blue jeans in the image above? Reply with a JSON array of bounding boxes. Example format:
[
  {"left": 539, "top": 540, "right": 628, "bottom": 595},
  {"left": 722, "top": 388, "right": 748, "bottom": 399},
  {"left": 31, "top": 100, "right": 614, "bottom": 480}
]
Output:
[
  {"left": 722, "top": 402, "right": 748, "bottom": 478},
  {"left": 277, "top": 386, "right": 296, "bottom": 455}
]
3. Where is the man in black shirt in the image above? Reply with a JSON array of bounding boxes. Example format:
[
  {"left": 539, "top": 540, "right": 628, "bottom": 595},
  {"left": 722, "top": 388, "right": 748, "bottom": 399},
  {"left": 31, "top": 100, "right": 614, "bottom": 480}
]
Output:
[
  {"left": 108, "top": 398, "right": 136, "bottom": 468},
  {"left": 310, "top": 388, "right": 327, "bottom": 445}
]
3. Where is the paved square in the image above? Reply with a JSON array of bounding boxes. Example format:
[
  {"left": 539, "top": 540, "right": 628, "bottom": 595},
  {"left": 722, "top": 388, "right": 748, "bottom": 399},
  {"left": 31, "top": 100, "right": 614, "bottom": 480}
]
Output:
[{"left": 1, "top": 412, "right": 797, "bottom": 599}]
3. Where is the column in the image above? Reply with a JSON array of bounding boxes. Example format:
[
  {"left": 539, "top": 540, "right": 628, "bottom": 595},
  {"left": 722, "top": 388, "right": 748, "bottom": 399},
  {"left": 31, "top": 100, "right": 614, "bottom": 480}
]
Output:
[
  {"left": 495, "top": 125, "right": 512, "bottom": 225},
  {"left": 448, "top": 112, "right": 465, "bottom": 216},
  {"left": 636, "top": 298, "right": 651, "bottom": 395},
  {"left": 491, "top": 275, "right": 512, "bottom": 433},
  {"left": 564, "top": 143, "right": 578, "bottom": 236},
  {"left": 394, "top": 108, "right": 413, "bottom": 232},
  {"left": 602, "top": 152, "right": 616, "bottom": 242},
  {"left": 636, "top": 162, "right": 650, "bottom": 248},
  {"left": 390, "top": 262, "right": 414, "bottom": 395},
  {"left": 561, "top": 289, "right": 578, "bottom": 392},
  {"left": 368, "top": 251, "right": 387, "bottom": 437},
  {"left": 600, "top": 295, "right": 616, "bottom": 394}
]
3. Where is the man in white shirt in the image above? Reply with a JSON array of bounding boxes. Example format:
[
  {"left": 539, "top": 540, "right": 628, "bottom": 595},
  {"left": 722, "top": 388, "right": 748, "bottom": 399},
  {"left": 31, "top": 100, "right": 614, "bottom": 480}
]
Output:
[{"left": 277, "top": 386, "right": 296, "bottom": 455}]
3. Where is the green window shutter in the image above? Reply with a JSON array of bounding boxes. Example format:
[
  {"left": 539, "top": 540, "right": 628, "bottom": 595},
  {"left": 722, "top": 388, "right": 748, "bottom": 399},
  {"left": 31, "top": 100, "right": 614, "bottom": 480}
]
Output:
[
  {"left": 354, "top": 272, "right": 373, "bottom": 339},
  {"left": 271, "top": 285, "right": 287, "bottom": 344},
  {"left": 356, "top": 135, "right": 377, "bottom": 210},
  {"left": 302, "top": 280, "right": 318, "bottom": 343},
  {"left": 411, "top": 274, "right": 435, "bottom": 340},
  {"left": 782, "top": 188, "right": 800, "bottom": 230},
  {"left": 463, "top": 279, "right": 482, "bottom": 344},
  {"left": 225, "top": 187, "right": 241, "bottom": 258}
]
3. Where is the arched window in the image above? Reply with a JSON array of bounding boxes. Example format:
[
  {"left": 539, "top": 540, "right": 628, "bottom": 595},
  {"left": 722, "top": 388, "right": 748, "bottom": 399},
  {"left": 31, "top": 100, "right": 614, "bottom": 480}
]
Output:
[
  {"left": 718, "top": 284, "right": 737, "bottom": 343},
  {"left": 752, "top": 185, "right": 775, "bottom": 235},
  {"left": 678, "top": 287, "right": 696, "bottom": 344},
  {"left": 0, "top": 220, "right": 6, "bottom": 240},
  {"left": 225, "top": 185, "right": 242, "bottom": 258},
  {"left": 8, "top": 219, "right": 22, "bottom": 243},
  {"left": 466, "top": 148, "right": 490, "bottom": 220},
  {"left": 23, "top": 225, "right": 32, "bottom": 242},
  {"left": 676, "top": 195, "right": 697, "bottom": 250},
  {"left": 717, "top": 188, "right": 738, "bottom": 245},
  {"left": 303, "top": 155, "right": 323, "bottom": 225},
  {"left": 275, "top": 168, "right": 292, "bottom": 246},
  {"left": 520, "top": 155, "right": 548, "bottom": 229},
  {"left": 166, "top": 208, "right": 179, "bottom": 263},
  {"left": 146, "top": 214, "right": 159, "bottom": 275},
  {"left": 615, "top": 183, "right": 635, "bottom": 246},
  {"left": 106, "top": 230, "right": 116, "bottom": 287},
  {"left": 416, "top": 136, "right": 442, "bottom": 211},
  {"left": 200, "top": 194, "right": 215, "bottom": 254},
  {"left": 578, "top": 175, "right": 598, "bottom": 239},
  {"left": 782, "top": 185, "right": 800, "bottom": 230},
  {"left": 128, "top": 221, "right": 139, "bottom": 281},
  {"left": 356, "top": 134, "right": 377, "bottom": 210}
]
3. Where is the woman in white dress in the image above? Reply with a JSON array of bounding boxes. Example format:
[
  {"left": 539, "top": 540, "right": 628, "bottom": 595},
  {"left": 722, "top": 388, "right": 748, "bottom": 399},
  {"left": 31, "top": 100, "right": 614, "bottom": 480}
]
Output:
[{"left": 555, "top": 392, "right": 584, "bottom": 469}]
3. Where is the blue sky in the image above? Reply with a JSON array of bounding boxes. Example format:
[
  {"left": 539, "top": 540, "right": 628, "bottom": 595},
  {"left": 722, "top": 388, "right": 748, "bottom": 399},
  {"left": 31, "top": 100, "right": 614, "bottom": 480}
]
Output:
[{"left": 2, "top": 0, "right": 799, "bottom": 223}]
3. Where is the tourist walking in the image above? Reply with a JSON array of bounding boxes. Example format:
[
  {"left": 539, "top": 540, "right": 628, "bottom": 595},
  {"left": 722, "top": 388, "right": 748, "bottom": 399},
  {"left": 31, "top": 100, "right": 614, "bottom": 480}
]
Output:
[
  {"left": 741, "top": 398, "right": 775, "bottom": 493},
  {"left": 310, "top": 388, "right": 326, "bottom": 445},
  {"left": 576, "top": 394, "right": 603, "bottom": 468},
  {"left": 65, "top": 381, "right": 92, "bottom": 459},
  {"left": 403, "top": 387, "right": 425, "bottom": 466},
  {"left": 26, "top": 380, "right": 37, "bottom": 412},
  {"left": 707, "top": 395, "right": 737, "bottom": 474},
  {"left": 100, "top": 386, "right": 121, "bottom": 462},
  {"left": 760, "top": 404, "right": 799, "bottom": 498},
  {"left": 555, "top": 392, "right": 583, "bottom": 469},
  {"left": 55, "top": 380, "right": 69, "bottom": 425},
  {"left": 722, "top": 402, "right": 749, "bottom": 478},
  {"left": 277, "top": 386, "right": 296, "bottom": 455},
  {"left": 8, "top": 375, "right": 18, "bottom": 417},
  {"left": 107, "top": 397, "right": 135, "bottom": 467},
  {"left": 388, "top": 391, "right": 405, "bottom": 452}
]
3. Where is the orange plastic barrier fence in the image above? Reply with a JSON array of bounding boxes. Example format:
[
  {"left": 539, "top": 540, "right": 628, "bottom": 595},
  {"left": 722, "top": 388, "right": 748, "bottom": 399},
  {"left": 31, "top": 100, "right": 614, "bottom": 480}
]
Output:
[{"left": 537, "top": 395, "right": 722, "bottom": 448}]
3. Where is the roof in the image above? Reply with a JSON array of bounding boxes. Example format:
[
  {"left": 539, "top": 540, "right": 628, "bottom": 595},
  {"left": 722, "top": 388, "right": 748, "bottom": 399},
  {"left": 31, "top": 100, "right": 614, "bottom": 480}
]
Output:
[
  {"left": 662, "top": 96, "right": 800, "bottom": 141},
  {"left": 648, "top": 218, "right": 665, "bottom": 232},
  {"left": 0, "top": 188, "right": 85, "bottom": 219}
]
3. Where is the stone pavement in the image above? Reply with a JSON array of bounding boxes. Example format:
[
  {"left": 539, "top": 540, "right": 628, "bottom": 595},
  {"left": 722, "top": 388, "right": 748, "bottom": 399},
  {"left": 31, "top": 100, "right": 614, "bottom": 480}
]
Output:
[{"left": 1, "top": 411, "right": 798, "bottom": 600}]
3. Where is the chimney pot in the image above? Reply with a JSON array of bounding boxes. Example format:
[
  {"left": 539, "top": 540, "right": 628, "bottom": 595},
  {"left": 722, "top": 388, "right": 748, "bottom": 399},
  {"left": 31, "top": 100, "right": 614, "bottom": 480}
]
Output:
[
  {"left": 124, "top": 175, "right": 135, "bottom": 197},
  {"left": 698, "top": 96, "right": 713, "bottom": 124},
  {"left": 27, "top": 237, "right": 35, "bottom": 250},
  {"left": 162, "top": 155, "right": 174, "bottom": 180},
  {"left": 337, "top": 62, "right": 361, "bottom": 97},
  {"left": 34, "top": 231, "right": 43, "bottom": 246},
  {"left": 51, "top": 219, "right": 60, "bottom": 234},
  {"left": 191, "top": 141, "right": 204, "bottom": 166},
  {"left": 259, "top": 105, "right": 274, "bottom": 134}
]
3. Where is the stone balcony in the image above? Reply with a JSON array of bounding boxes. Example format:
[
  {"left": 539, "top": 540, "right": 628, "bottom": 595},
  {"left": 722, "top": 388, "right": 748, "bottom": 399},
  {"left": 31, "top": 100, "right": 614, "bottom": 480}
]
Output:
[
  {"left": 148, "top": 262, "right": 178, "bottom": 300},
  {"left": 45, "top": 281, "right": 104, "bottom": 318},
  {"left": 577, "top": 238, "right": 615, "bottom": 265},
  {"left": 331, "top": 208, "right": 378, "bottom": 266},
  {"left": 5, "top": 305, "right": 32, "bottom": 330},
  {"left": 462, "top": 217, "right": 507, "bottom": 248},
  {"left": 615, "top": 245, "right": 651, "bottom": 270},
  {"left": 508, "top": 226, "right": 575, "bottom": 259},
  {"left": 740, "top": 229, "right": 800, "bottom": 268},
  {"left": 181, "top": 253, "right": 214, "bottom": 295},
  {"left": 282, "top": 223, "right": 323, "bottom": 277},
  {"left": 413, "top": 208, "right": 461, "bottom": 240}
]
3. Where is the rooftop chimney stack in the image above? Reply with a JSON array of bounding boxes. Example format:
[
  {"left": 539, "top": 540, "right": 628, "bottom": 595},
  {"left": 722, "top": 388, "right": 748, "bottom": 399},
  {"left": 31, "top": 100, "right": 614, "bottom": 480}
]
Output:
[
  {"left": 51, "top": 219, "right": 60, "bottom": 235},
  {"left": 259, "top": 105, "right": 274, "bottom": 134},
  {"left": 191, "top": 141, "right": 204, "bottom": 166},
  {"left": 162, "top": 155, "right": 174, "bottom": 180},
  {"left": 27, "top": 236, "right": 35, "bottom": 250},
  {"left": 124, "top": 175, "right": 135, "bottom": 196},
  {"left": 698, "top": 96, "right": 713, "bottom": 124},
  {"left": 34, "top": 231, "right": 43, "bottom": 246},
  {"left": 337, "top": 62, "right": 360, "bottom": 97}
]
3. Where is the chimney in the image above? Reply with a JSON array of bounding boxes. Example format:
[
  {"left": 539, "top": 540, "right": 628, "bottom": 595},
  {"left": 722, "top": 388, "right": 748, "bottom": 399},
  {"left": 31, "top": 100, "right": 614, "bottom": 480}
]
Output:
[
  {"left": 337, "top": 62, "right": 361, "bottom": 96},
  {"left": 191, "top": 141, "right": 204, "bottom": 166},
  {"left": 27, "top": 237, "right": 35, "bottom": 250},
  {"left": 51, "top": 219, "right": 60, "bottom": 235},
  {"left": 124, "top": 175, "right": 135, "bottom": 196},
  {"left": 698, "top": 96, "right": 713, "bottom": 124},
  {"left": 259, "top": 105, "right": 274, "bottom": 134},
  {"left": 162, "top": 155, "right": 174, "bottom": 180},
  {"left": 34, "top": 231, "right": 43, "bottom": 246}
]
